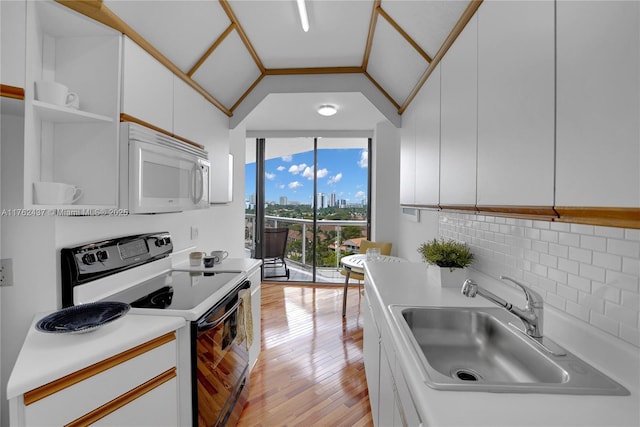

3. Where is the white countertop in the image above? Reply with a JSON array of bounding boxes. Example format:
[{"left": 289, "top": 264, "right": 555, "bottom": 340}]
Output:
[
  {"left": 365, "top": 261, "right": 640, "bottom": 427},
  {"left": 172, "top": 257, "right": 262, "bottom": 275},
  {"left": 7, "top": 313, "right": 185, "bottom": 399}
]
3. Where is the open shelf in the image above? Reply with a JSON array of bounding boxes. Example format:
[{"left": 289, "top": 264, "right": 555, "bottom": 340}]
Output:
[{"left": 33, "top": 100, "right": 113, "bottom": 123}]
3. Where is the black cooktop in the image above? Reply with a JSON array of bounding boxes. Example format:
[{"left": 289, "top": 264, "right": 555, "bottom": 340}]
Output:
[{"left": 105, "top": 270, "right": 244, "bottom": 311}]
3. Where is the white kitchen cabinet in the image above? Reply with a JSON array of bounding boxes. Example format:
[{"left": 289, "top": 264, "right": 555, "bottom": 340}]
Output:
[
  {"left": 3, "top": 1, "right": 121, "bottom": 211},
  {"left": 476, "top": 0, "right": 555, "bottom": 207},
  {"left": 173, "top": 75, "right": 218, "bottom": 146},
  {"left": 1, "top": 0, "right": 26, "bottom": 89},
  {"left": 248, "top": 264, "right": 262, "bottom": 370},
  {"left": 121, "top": 36, "right": 173, "bottom": 132},
  {"left": 414, "top": 65, "right": 441, "bottom": 207},
  {"left": 399, "top": 65, "right": 440, "bottom": 208},
  {"left": 378, "top": 341, "right": 398, "bottom": 427},
  {"left": 399, "top": 105, "right": 416, "bottom": 205},
  {"left": 555, "top": 1, "right": 640, "bottom": 208},
  {"left": 439, "top": 14, "right": 478, "bottom": 208},
  {"left": 210, "top": 153, "right": 233, "bottom": 204},
  {"left": 393, "top": 358, "right": 422, "bottom": 427},
  {"left": 362, "top": 291, "right": 381, "bottom": 426}
]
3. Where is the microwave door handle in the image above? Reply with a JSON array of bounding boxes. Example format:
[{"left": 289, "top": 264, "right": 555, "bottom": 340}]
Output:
[{"left": 193, "top": 164, "right": 204, "bottom": 204}]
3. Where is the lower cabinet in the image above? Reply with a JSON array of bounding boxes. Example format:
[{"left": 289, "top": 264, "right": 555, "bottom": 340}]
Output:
[
  {"left": 363, "top": 289, "right": 423, "bottom": 427},
  {"left": 16, "top": 333, "right": 179, "bottom": 426}
]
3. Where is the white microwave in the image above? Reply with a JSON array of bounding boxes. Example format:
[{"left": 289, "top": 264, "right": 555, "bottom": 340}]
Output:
[{"left": 120, "top": 122, "right": 210, "bottom": 214}]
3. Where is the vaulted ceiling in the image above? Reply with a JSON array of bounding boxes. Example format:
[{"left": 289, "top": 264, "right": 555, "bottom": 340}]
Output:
[{"left": 59, "top": 0, "right": 479, "bottom": 128}]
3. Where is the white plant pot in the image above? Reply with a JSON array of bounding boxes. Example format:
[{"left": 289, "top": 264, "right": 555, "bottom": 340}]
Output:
[{"left": 428, "top": 265, "right": 469, "bottom": 288}]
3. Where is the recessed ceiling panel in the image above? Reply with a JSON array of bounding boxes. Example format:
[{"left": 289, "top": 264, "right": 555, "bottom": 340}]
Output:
[
  {"left": 104, "top": 0, "right": 230, "bottom": 72},
  {"left": 367, "top": 16, "right": 428, "bottom": 105},
  {"left": 243, "top": 92, "right": 386, "bottom": 131},
  {"left": 381, "top": 0, "right": 470, "bottom": 57},
  {"left": 192, "top": 30, "right": 262, "bottom": 108},
  {"left": 231, "top": 0, "right": 373, "bottom": 69}
]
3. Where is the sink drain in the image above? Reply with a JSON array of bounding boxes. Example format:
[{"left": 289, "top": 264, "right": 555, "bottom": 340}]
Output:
[{"left": 453, "top": 368, "right": 481, "bottom": 381}]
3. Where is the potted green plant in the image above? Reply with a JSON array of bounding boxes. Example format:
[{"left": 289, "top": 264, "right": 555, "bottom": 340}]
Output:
[{"left": 417, "top": 238, "right": 474, "bottom": 287}]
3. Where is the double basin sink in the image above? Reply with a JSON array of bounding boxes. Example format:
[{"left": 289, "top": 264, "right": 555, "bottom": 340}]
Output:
[{"left": 390, "top": 305, "right": 629, "bottom": 395}]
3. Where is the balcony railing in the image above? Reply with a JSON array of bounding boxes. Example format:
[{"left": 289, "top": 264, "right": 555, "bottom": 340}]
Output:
[{"left": 245, "top": 213, "right": 368, "bottom": 282}]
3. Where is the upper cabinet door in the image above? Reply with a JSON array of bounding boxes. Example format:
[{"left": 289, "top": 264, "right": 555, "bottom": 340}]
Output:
[
  {"left": 555, "top": 1, "right": 639, "bottom": 208},
  {"left": 414, "top": 65, "right": 441, "bottom": 207},
  {"left": 1, "top": 0, "right": 26, "bottom": 89},
  {"left": 440, "top": 14, "right": 478, "bottom": 208},
  {"left": 400, "top": 101, "right": 416, "bottom": 205},
  {"left": 121, "top": 37, "right": 173, "bottom": 132},
  {"left": 173, "top": 75, "right": 215, "bottom": 146},
  {"left": 476, "top": 0, "right": 555, "bottom": 207}
]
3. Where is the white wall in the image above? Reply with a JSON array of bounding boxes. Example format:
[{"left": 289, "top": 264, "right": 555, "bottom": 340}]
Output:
[{"left": 371, "top": 121, "right": 400, "bottom": 254}]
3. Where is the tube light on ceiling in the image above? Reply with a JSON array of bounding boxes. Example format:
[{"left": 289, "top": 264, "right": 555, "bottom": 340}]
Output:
[{"left": 296, "top": 0, "right": 309, "bottom": 32}]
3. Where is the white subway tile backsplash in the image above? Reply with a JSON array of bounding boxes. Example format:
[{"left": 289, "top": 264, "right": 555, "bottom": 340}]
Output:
[{"left": 439, "top": 213, "right": 640, "bottom": 348}]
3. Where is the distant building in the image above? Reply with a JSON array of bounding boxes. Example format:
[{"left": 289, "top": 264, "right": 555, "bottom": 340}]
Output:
[
  {"left": 338, "top": 199, "right": 347, "bottom": 208},
  {"left": 316, "top": 192, "right": 327, "bottom": 209},
  {"left": 329, "top": 192, "right": 336, "bottom": 208},
  {"left": 249, "top": 193, "right": 256, "bottom": 204},
  {"left": 279, "top": 196, "right": 288, "bottom": 205}
]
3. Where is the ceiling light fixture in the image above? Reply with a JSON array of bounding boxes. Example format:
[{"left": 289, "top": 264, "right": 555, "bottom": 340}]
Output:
[
  {"left": 296, "top": 0, "right": 309, "bottom": 32},
  {"left": 317, "top": 104, "right": 337, "bottom": 117}
]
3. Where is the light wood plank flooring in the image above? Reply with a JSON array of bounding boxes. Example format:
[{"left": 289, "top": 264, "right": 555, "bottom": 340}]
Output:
[{"left": 238, "top": 283, "right": 373, "bottom": 427}]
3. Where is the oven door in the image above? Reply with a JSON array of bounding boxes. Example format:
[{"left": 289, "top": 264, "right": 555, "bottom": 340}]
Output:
[{"left": 193, "top": 284, "right": 249, "bottom": 427}]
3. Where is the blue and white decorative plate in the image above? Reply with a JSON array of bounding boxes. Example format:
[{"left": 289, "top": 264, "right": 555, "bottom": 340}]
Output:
[{"left": 35, "top": 301, "right": 130, "bottom": 334}]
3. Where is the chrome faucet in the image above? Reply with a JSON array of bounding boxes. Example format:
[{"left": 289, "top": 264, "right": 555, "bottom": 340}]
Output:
[{"left": 461, "top": 275, "right": 544, "bottom": 338}]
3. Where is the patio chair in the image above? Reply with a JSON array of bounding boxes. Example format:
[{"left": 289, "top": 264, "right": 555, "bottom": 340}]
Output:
[{"left": 263, "top": 227, "right": 290, "bottom": 279}]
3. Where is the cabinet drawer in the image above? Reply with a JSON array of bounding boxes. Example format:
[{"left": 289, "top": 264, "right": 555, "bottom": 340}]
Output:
[{"left": 24, "top": 333, "right": 177, "bottom": 426}]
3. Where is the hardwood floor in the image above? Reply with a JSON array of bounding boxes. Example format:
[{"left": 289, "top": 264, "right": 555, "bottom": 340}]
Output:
[{"left": 238, "top": 283, "right": 373, "bottom": 427}]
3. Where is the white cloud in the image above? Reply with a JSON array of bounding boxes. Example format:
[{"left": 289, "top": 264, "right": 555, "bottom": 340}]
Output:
[
  {"left": 317, "top": 168, "right": 328, "bottom": 178},
  {"left": 302, "top": 166, "right": 314, "bottom": 180},
  {"left": 265, "top": 172, "right": 276, "bottom": 180},
  {"left": 328, "top": 172, "right": 343, "bottom": 185},
  {"left": 288, "top": 181, "right": 303, "bottom": 189},
  {"left": 289, "top": 163, "right": 307, "bottom": 175},
  {"left": 278, "top": 184, "right": 285, "bottom": 189},
  {"left": 355, "top": 191, "right": 366, "bottom": 200},
  {"left": 277, "top": 165, "right": 285, "bottom": 171},
  {"left": 358, "top": 150, "right": 368, "bottom": 168},
  {"left": 281, "top": 155, "right": 293, "bottom": 162}
]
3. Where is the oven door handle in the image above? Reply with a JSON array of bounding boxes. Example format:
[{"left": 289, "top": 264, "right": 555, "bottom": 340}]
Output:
[{"left": 197, "top": 299, "right": 242, "bottom": 332}]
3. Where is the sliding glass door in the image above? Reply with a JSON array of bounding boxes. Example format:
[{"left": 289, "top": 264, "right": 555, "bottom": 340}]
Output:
[{"left": 245, "top": 136, "right": 371, "bottom": 283}]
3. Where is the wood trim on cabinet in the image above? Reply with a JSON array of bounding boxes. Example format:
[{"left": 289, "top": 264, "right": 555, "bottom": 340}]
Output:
[
  {"left": 438, "top": 204, "right": 478, "bottom": 213},
  {"left": 475, "top": 205, "right": 558, "bottom": 221},
  {"left": 400, "top": 204, "right": 440, "bottom": 210},
  {"left": 65, "top": 368, "right": 177, "bottom": 427},
  {"left": 218, "top": 0, "right": 265, "bottom": 73},
  {"left": 555, "top": 207, "right": 640, "bottom": 230},
  {"left": 188, "top": 23, "right": 236, "bottom": 77},
  {"left": 362, "top": 0, "right": 382, "bottom": 70},
  {"left": 378, "top": 7, "right": 432, "bottom": 63},
  {"left": 24, "top": 332, "right": 176, "bottom": 406},
  {"left": 55, "top": 0, "right": 232, "bottom": 117},
  {"left": 120, "top": 114, "right": 205, "bottom": 150},
  {"left": 0, "top": 84, "right": 25, "bottom": 100},
  {"left": 399, "top": 0, "right": 483, "bottom": 114}
]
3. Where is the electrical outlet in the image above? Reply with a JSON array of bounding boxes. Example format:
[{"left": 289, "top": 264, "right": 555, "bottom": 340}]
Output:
[
  {"left": 1, "top": 258, "right": 14, "bottom": 287},
  {"left": 190, "top": 226, "right": 199, "bottom": 240}
]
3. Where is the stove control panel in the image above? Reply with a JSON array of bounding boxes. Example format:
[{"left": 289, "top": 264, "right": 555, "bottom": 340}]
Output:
[{"left": 61, "top": 232, "right": 173, "bottom": 307}]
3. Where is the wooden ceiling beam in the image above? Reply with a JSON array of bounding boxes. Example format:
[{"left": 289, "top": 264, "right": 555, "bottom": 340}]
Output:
[
  {"left": 218, "top": 0, "right": 266, "bottom": 74},
  {"left": 364, "top": 71, "right": 401, "bottom": 111},
  {"left": 56, "top": 0, "right": 232, "bottom": 116},
  {"left": 187, "top": 23, "right": 236, "bottom": 77},
  {"left": 230, "top": 74, "right": 265, "bottom": 113},
  {"left": 399, "top": 0, "right": 483, "bottom": 114},
  {"left": 378, "top": 6, "right": 432, "bottom": 63},
  {"left": 362, "top": 0, "right": 381, "bottom": 70},
  {"left": 264, "top": 67, "right": 364, "bottom": 76}
]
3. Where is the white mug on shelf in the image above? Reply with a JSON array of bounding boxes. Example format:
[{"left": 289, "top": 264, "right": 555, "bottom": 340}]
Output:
[
  {"left": 210, "top": 250, "right": 229, "bottom": 264},
  {"left": 33, "top": 182, "right": 83, "bottom": 205},
  {"left": 34, "top": 80, "right": 79, "bottom": 108}
]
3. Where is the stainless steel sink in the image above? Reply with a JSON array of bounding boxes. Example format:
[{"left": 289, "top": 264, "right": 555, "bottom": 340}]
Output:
[{"left": 390, "top": 305, "right": 629, "bottom": 395}]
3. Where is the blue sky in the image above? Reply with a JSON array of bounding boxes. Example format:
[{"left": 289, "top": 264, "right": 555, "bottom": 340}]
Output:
[{"left": 246, "top": 148, "right": 369, "bottom": 205}]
